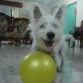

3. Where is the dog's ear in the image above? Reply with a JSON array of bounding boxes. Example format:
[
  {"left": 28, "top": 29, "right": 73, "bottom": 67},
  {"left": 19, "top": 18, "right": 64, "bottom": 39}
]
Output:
[
  {"left": 55, "top": 5, "right": 66, "bottom": 21},
  {"left": 33, "top": 5, "right": 42, "bottom": 21},
  {"left": 30, "top": 3, "right": 43, "bottom": 22}
]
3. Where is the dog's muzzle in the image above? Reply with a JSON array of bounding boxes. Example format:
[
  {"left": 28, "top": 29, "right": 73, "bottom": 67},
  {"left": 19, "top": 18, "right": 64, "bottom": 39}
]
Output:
[{"left": 42, "top": 32, "right": 55, "bottom": 49}]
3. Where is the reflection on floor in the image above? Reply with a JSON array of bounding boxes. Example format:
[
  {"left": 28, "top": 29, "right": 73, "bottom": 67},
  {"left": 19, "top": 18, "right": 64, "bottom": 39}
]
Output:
[{"left": 0, "top": 44, "right": 83, "bottom": 83}]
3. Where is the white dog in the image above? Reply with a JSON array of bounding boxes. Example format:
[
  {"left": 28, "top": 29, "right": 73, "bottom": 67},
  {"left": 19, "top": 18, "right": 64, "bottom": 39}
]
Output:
[{"left": 28, "top": 3, "right": 74, "bottom": 72}]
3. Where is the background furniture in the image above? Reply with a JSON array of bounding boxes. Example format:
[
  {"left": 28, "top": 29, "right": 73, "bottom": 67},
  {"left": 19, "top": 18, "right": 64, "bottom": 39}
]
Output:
[{"left": 0, "top": 12, "right": 32, "bottom": 45}]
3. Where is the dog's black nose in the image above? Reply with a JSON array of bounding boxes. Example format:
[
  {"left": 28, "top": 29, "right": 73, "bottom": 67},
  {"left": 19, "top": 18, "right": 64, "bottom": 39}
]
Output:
[{"left": 47, "top": 32, "right": 55, "bottom": 40}]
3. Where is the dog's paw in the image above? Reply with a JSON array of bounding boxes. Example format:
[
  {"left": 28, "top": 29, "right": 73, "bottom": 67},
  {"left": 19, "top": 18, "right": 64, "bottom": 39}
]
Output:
[{"left": 57, "top": 67, "right": 63, "bottom": 73}]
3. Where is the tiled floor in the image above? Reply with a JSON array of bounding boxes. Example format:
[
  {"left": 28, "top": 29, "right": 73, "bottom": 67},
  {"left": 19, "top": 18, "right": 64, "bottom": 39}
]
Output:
[{"left": 0, "top": 44, "right": 83, "bottom": 83}]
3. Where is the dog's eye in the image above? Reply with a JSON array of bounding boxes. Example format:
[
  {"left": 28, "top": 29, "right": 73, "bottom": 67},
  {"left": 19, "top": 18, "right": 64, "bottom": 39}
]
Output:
[
  {"left": 53, "top": 24, "right": 57, "bottom": 28},
  {"left": 40, "top": 25, "right": 45, "bottom": 29}
]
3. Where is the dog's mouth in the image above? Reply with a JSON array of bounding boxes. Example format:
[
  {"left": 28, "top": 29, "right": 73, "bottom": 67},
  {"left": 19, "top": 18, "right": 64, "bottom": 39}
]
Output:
[{"left": 43, "top": 40, "right": 54, "bottom": 49}]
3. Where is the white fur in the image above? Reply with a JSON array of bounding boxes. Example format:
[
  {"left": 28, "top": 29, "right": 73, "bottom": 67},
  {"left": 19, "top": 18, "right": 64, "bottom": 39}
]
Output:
[{"left": 28, "top": 3, "right": 74, "bottom": 73}]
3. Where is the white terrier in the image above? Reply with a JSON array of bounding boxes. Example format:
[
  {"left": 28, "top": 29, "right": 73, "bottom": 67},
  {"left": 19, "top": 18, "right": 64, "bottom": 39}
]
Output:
[{"left": 29, "top": 3, "right": 74, "bottom": 72}]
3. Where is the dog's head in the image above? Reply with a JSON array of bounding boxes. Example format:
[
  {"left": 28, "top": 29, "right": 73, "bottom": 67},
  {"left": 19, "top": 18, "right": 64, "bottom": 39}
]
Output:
[{"left": 29, "top": 4, "right": 65, "bottom": 52}]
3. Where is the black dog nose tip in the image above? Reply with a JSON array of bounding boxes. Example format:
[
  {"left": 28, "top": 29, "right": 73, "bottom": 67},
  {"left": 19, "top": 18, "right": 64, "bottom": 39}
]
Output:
[{"left": 47, "top": 32, "right": 55, "bottom": 40}]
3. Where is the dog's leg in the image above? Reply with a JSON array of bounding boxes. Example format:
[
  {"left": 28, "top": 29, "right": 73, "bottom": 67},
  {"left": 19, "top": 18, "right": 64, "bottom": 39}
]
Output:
[{"left": 54, "top": 53, "right": 63, "bottom": 72}]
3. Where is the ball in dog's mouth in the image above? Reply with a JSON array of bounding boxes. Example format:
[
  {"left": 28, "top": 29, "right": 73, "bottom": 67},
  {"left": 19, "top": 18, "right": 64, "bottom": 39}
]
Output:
[{"left": 43, "top": 39, "right": 54, "bottom": 49}]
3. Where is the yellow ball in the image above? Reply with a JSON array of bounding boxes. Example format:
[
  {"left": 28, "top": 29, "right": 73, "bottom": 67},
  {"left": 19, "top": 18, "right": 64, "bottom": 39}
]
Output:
[{"left": 19, "top": 51, "right": 57, "bottom": 83}]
